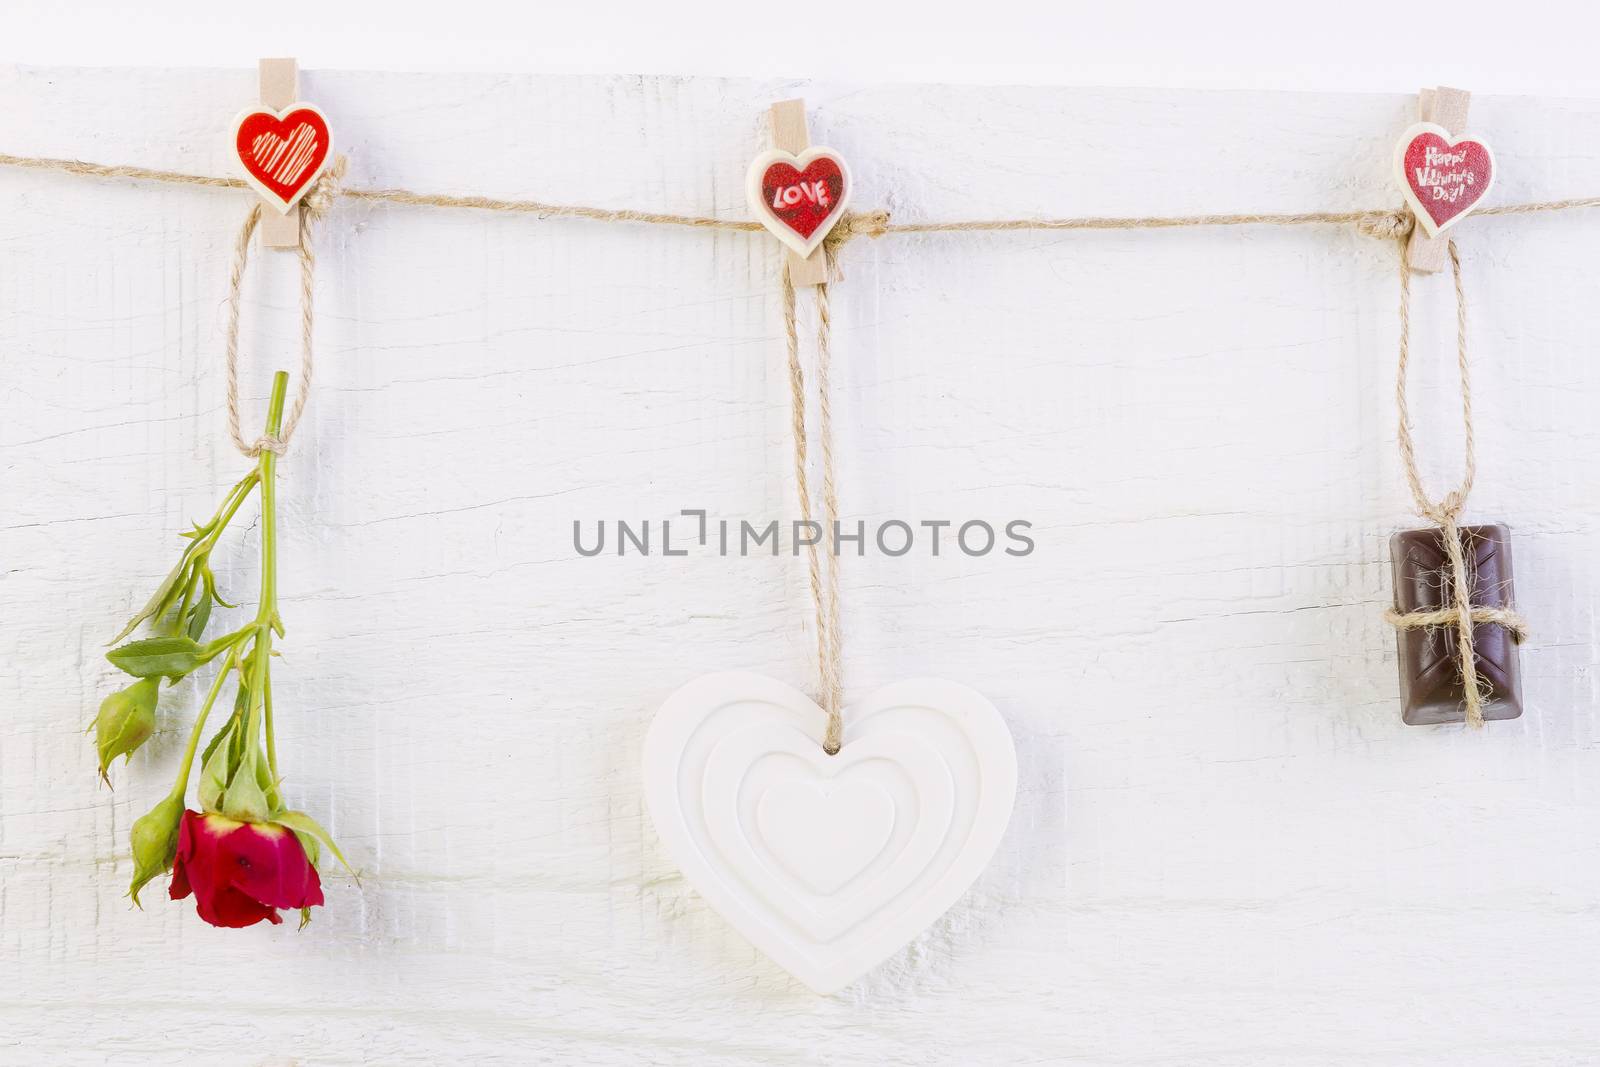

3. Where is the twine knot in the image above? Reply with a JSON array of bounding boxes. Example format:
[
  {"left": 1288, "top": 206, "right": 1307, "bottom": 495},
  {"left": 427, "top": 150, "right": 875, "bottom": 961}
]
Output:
[
  {"left": 301, "top": 155, "right": 348, "bottom": 222},
  {"left": 1358, "top": 208, "right": 1415, "bottom": 242},
  {"left": 245, "top": 434, "right": 287, "bottom": 457},
  {"left": 827, "top": 210, "right": 892, "bottom": 249}
]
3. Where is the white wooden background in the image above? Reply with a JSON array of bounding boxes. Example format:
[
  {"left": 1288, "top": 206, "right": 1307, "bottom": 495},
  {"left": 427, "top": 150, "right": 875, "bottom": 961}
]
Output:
[{"left": 4, "top": 67, "right": 1600, "bottom": 1065}]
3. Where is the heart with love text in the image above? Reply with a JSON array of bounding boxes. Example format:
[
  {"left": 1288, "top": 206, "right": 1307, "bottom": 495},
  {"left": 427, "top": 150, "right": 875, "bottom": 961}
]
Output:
[{"left": 746, "top": 148, "right": 852, "bottom": 257}]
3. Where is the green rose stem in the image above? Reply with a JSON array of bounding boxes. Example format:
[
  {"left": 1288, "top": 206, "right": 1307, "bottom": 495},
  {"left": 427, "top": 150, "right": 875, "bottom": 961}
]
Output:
[
  {"left": 240, "top": 370, "right": 288, "bottom": 807},
  {"left": 249, "top": 372, "right": 288, "bottom": 785},
  {"left": 170, "top": 370, "right": 289, "bottom": 807},
  {"left": 169, "top": 649, "right": 238, "bottom": 802}
]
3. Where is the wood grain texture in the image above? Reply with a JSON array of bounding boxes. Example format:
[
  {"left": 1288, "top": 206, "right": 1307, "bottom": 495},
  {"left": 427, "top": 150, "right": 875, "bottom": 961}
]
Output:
[{"left": 3, "top": 66, "right": 1600, "bottom": 1065}]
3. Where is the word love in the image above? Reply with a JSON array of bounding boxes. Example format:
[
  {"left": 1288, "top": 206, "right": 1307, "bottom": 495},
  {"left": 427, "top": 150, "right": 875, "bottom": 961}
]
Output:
[
  {"left": 771, "top": 179, "right": 832, "bottom": 211},
  {"left": 746, "top": 147, "right": 852, "bottom": 257},
  {"left": 1393, "top": 122, "right": 1496, "bottom": 237},
  {"left": 233, "top": 104, "right": 333, "bottom": 213}
]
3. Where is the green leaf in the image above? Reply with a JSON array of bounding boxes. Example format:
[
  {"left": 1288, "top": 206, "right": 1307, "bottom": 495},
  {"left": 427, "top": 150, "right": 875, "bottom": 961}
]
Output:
[
  {"left": 200, "top": 626, "right": 252, "bottom": 659},
  {"left": 254, "top": 739, "right": 282, "bottom": 813},
  {"left": 274, "top": 810, "right": 358, "bottom": 882},
  {"left": 197, "top": 705, "right": 239, "bottom": 774},
  {"left": 186, "top": 593, "right": 213, "bottom": 642},
  {"left": 108, "top": 558, "right": 192, "bottom": 645},
  {"left": 202, "top": 564, "right": 237, "bottom": 610},
  {"left": 290, "top": 828, "right": 321, "bottom": 870},
  {"left": 106, "top": 636, "right": 207, "bottom": 679},
  {"left": 197, "top": 721, "right": 235, "bottom": 814}
]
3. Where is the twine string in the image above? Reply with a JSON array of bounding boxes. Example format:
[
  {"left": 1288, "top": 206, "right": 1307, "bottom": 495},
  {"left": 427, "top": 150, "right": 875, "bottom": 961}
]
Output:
[
  {"left": 1383, "top": 237, "right": 1527, "bottom": 728},
  {"left": 782, "top": 255, "right": 845, "bottom": 755},
  {"left": 8, "top": 151, "right": 1600, "bottom": 242},
  {"left": 817, "top": 247, "right": 844, "bottom": 753},
  {"left": 223, "top": 157, "right": 346, "bottom": 458}
]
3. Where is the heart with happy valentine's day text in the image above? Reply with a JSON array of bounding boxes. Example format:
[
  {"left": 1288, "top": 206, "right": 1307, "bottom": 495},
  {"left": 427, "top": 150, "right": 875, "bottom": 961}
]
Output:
[
  {"left": 746, "top": 148, "right": 853, "bottom": 257},
  {"left": 233, "top": 105, "right": 333, "bottom": 213},
  {"left": 1394, "top": 122, "right": 1495, "bottom": 238}
]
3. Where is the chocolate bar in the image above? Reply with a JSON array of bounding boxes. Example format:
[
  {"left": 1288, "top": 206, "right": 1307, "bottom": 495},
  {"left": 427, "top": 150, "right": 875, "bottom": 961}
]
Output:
[{"left": 1390, "top": 523, "right": 1522, "bottom": 725}]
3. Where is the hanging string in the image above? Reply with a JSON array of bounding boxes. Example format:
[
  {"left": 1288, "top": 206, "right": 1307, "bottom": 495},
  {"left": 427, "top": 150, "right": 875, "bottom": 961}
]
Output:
[
  {"left": 7, "top": 150, "right": 1600, "bottom": 244},
  {"left": 222, "top": 157, "right": 346, "bottom": 457},
  {"left": 782, "top": 255, "right": 845, "bottom": 754},
  {"left": 1383, "top": 237, "right": 1527, "bottom": 727}
]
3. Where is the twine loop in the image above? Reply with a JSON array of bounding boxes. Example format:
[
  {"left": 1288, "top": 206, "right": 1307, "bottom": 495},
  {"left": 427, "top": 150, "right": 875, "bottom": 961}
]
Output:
[
  {"left": 1384, "top": 236, "right": 1526, "bottom": 727},
  {"left": 226, "top": 155, "right": 347, "bottom": 459}
]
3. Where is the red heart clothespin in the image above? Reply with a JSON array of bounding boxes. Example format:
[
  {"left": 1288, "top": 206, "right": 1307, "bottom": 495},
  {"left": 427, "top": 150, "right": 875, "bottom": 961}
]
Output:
[
  {"left": 746, "top": 147, "right": 852, "bottom": 258},
  {"left": 233, "top": 105, "right": 333, "bottom": 214},
  {"left": 1394, "top": 121, "right": 1495, "bottom": 239},
  {"left": 746, "top": 100, "right": 852, "bottom": 287}
]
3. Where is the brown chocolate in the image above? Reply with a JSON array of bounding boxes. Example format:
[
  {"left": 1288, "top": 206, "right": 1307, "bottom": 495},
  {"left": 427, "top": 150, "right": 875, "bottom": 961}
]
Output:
[{"left": 1390, "top": 524, "right": 1522, "bottom": 725}]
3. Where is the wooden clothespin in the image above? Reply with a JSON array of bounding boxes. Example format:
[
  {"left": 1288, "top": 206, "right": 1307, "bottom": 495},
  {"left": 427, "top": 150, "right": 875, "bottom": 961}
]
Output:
[
  {"left": 257, "top": 59, "right": 303, "bottom": 250},
  {"left": 234, "top": 58, "right": 333, "bottom": 252},
  {"left": 769, "top": 100, "right": 828, "bottom": 286},
  {"left": 1406, "top": 86, "right": 1471, "bottom": 274},
  {"left": 747, "top": 99, "right": 852, "bottom": 288}
]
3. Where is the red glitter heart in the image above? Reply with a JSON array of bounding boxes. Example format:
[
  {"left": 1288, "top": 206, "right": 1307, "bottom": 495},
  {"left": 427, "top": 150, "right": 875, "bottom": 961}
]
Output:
[
  {"left": 760, "top": 157, "right": 845, "bottom": 241},
  {"left": 747, "top": 149, "right": 852, "bottom": 255},
  {"left": 234, "top": 106, "right": 331, "bottom": 211},
  {"left": 1396, "top": 125, "right": 1494, "bottom": 236}
]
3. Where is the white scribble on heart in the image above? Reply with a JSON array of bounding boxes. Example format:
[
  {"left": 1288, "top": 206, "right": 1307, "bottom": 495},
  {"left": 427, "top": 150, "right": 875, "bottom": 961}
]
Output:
[{"left": 251, "top": 123, "right": 321, "bottom": 187}]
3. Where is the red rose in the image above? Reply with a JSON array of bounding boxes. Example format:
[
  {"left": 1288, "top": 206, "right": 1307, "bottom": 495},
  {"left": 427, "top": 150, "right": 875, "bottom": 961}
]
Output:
[{"left": 170, "top": 811, "right": 324, "bottom": 928}]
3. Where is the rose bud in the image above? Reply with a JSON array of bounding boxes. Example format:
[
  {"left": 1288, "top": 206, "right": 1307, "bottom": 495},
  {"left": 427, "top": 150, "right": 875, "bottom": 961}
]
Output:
[
  {"left": 169, "top": 811, "right": 324, "bottom": 928},
  {"left": 93, "top": 677, "right": 160, "bottom": 783},
  {"left": 127, "top": 791, "right": 185, "bottom": 907}
]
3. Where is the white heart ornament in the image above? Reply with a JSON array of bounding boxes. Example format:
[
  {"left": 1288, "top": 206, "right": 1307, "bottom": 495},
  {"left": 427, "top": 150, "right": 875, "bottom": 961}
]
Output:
[{"left": 643, "top": 672, "right": 1017, "bottom": 994}]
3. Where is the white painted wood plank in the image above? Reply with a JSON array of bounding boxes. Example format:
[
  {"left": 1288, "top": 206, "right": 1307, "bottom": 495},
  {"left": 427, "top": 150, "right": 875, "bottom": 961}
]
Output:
[{"left": 3, "top": 66, "right": 1600, "bottom": 1064}]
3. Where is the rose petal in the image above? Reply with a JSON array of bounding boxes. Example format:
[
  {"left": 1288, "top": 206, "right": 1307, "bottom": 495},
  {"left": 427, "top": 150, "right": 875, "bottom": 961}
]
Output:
[
  {"left": 223, "top": 821, "right": 324, "bottom": 910},
  {"left": 168, "top": 810, "right": 197, "bottom": 901},
  {"left": 193, "top": 884, "right": 283, "bottom": 928}
]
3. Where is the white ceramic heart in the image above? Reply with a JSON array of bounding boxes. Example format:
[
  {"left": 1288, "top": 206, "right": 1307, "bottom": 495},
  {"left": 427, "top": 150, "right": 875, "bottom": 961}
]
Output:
[{"left": 643, "top": 671, "right": 1017, "bottom": 994}]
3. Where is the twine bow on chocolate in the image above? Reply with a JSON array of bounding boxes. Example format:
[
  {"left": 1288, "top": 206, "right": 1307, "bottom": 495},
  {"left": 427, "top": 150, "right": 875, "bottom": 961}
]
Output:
[{"left": 1383, "top": 237, "right": 1527, "bottom": 728}]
